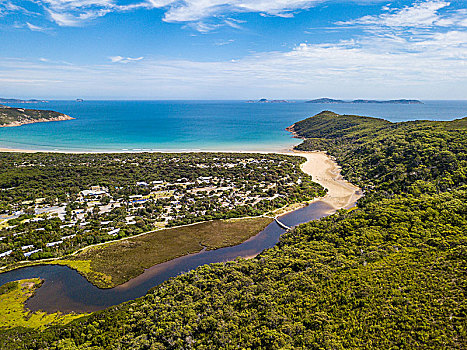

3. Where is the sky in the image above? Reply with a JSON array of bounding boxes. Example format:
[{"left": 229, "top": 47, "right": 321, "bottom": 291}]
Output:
[{"left": 0, "top": 0, "right": 466, "bottom": 99}]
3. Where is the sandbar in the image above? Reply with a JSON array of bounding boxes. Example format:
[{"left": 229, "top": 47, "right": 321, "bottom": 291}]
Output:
[{"left": 291, "top": 151, "right": 362, "bottom": 210}]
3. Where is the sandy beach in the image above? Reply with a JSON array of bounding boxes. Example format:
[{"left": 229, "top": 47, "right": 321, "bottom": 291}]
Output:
[
  {"left": 292, "top": 151, "right": 362, "bottom": 210},
  {"left": 0, "top": 148, "right": 38, "bottom": 153}
]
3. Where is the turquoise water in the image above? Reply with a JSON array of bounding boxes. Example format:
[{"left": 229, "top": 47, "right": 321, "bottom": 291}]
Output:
[{"left": 0, "top": 100, "right": 466, "bottom": 152}]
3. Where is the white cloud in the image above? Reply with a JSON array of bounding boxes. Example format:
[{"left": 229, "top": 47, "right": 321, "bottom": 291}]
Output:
[
  {"left": 6, "top": 0, "right": 465, "bottom": 32},
  {"left": 0, "top": 0, "right": 21, "bottom": 12},
  {"left": 340, "top": 1, "right": 466, "bottom": 28},
  {"left": 215, "top": 39, "right": 235, "bottom": 46},
  {"left": 109, "top": 56, "right": 144, "bottom": 63},
  {"left": 1, "top": 1, "right": 465, "bottom": 99},
  {"left": 0, "top": 0, "right": 30, "bottom": 16},
  {"left": 159, "top": 0, "right": 321, "bottom": 22},
  {"left": 26, "top": 22, "right": 47, "bottom": 31},
  {"left": 46, "top": 6, "right": 114, "bottom": 26},
  {"left": 6, "top": 0, "right": 326, "bottom": 28},
  {"left": 1, "top": 24, "right": 466, "bottom": 99}
]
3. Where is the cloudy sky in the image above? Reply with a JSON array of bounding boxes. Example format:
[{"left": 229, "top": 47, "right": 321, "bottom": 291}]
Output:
[{"left": 0, "top": 0, "right": 466, "bottom": 99}]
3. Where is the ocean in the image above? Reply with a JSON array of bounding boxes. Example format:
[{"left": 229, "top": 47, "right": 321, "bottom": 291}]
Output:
[{"left": 0, "top": 100, "right": 466, "bottom": 152}]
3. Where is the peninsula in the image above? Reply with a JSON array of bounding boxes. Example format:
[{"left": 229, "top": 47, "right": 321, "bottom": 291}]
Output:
[
  {"left": 0, "top": 98, "right": 48, "bottom": 104},
  {"left": 306, "top": 98, "right": 423, "bottom": 104},
  {"left": 0, "top": 104, "right": 74, "bottom": 128}
]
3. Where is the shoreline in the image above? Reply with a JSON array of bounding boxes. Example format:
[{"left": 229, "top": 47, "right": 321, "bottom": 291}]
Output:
[
  {"left": 0, "top": 115, "right": 75, "bottom": 128},
  {"left": 0, "top": 146, "right": 295, "bottom": 154}
]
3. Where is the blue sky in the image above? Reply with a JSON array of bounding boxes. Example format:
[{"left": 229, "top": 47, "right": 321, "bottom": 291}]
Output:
[{"left": 0, "top": 0, "right": 466, "bottom": 99}]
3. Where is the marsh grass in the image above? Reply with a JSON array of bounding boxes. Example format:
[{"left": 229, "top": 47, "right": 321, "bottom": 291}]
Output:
[
  {"left": 0, "top": 278, "right": 85, "bottom": 330},
  {"left": 67, "top": 217, "right": 273, "bottom": 288}
]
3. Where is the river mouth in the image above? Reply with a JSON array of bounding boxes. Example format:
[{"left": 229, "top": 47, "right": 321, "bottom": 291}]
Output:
[{"left": 0, "top": 200, "right": 335, "bottom": 314}]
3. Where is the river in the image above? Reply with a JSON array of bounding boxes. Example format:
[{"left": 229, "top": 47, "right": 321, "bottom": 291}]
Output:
[{"left": 0, "top": 200, "right": 338, "bottom": 313}]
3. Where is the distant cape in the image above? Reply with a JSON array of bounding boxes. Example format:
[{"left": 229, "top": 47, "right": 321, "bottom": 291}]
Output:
[
  {"left": 0, "top": 97, "right": 48, "bottom": 104},
  {"left": 305, "top": 98, "right": 423, "bottom": 104}
]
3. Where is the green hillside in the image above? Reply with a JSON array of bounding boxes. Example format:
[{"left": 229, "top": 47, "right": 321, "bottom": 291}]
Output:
[
  {"left": 294, "top": 111, "right": 467, "bottom": 198},
  {"left": 0, "top": 105, "right": 72, "bottom": 127},
  {"left": 290, "top": 110, "right": 390, "bottom": 139},
  {"left": 1, "top": 111, "right": 466, "bottom": 349}
]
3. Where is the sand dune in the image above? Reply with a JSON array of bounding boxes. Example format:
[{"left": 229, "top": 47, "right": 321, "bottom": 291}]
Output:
[{"left": 293, "top": 151, "right": 362, "bottom": 210}]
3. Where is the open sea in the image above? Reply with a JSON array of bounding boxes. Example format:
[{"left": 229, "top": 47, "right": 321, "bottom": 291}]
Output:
[{"left": 0, "top": 100, "right": 466, "bottom": 152}]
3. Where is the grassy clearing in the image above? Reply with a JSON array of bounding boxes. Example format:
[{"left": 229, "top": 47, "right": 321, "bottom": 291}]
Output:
[
  {"left": 66, "top": 216, "right": 273, "bottom": 288},
  {"left": 0, "top": 278, "right": 85, "bottom": 330},
  {"left": 51, "top": 260, "right": 113, "bottom": 287}
]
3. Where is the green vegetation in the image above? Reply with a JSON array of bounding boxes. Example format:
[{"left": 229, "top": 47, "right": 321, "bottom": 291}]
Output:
[
  {"left": 63, "top": 216, "right": 272, "bottom": 288},
  {"left": 51, "top": 260, "right": 114, "bottom": 288},
  {"left": 294, "top": 111, "right": 466, "bottom": 200},
  {"left": 0, "top": 278, "right": 85, "bottom": 330},
  {"left": 1, "top": 111, "right": 466, "bottom": 349},
  {"left": 0, "top": 152, "right": 324, "bottom": 268},
  {"left": 0, "top": 105, "right": 73, "bottom": 127}
]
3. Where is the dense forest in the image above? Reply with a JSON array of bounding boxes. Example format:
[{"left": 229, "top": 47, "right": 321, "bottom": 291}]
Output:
[{"left": 1, "top": 111, "right": 466, "bottom": 349}]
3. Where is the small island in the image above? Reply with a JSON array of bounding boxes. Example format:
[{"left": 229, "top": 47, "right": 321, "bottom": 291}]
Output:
[
  {"left": 306, "top": 98, "right": 423, "bottom": 104},
  {"left": 246, "top": 98, "right": 290, "bottom": 103},
  {"left": 0, "top": 104, "right": 74, "bottom": 128}
]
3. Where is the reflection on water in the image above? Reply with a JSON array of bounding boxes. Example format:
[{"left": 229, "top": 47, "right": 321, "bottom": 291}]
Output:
[{"left": 0, "top": 200, "right": 334, "bottom": 313}]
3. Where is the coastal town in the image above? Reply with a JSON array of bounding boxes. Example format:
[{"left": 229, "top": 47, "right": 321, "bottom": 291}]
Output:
[{"left": 0, "top": 152, "right": 324, "bottom": 265}]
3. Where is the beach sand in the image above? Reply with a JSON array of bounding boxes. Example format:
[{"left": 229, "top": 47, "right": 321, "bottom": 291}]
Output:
[
  {"left": 0, "top": 148, "right": 37, "bottom": 153},
  {"left": 292, "top": 151, "right": 362, "bottom": 210}
]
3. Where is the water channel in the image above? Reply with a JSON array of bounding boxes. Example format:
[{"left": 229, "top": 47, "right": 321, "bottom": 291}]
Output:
[{"left": 0, "top": 200, "right": 336, "bottom": 314}]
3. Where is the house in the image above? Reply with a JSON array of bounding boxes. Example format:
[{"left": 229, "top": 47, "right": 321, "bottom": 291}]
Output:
[
  {"left": 0, "top": 250, "right": 13, "bottom": 258},
  {"left": 80, "top": 186, "right": 108, "bottom": 197},
  {"left": 24, "top": 249, "right": 42, "bottom": 257},
  {"left": 108, "top": 228, "right": 121, "bottom": 235},
  {"left": 129, "top": 195, "right": 143, "bottom": 199},
  {"left": 46, "top": 240, "right": 63, "bottom": 247}
]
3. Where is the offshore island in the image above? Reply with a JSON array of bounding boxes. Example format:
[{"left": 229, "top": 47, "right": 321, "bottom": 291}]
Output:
[
  {"left": 306, "top": 98, "right": 423, "bottom": 104},
  {"left": 245, "top": 98, "right": 423, "bottom": 104},
  {"left": 0, "top": 110, "right": 465, "bottom": 349}
]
